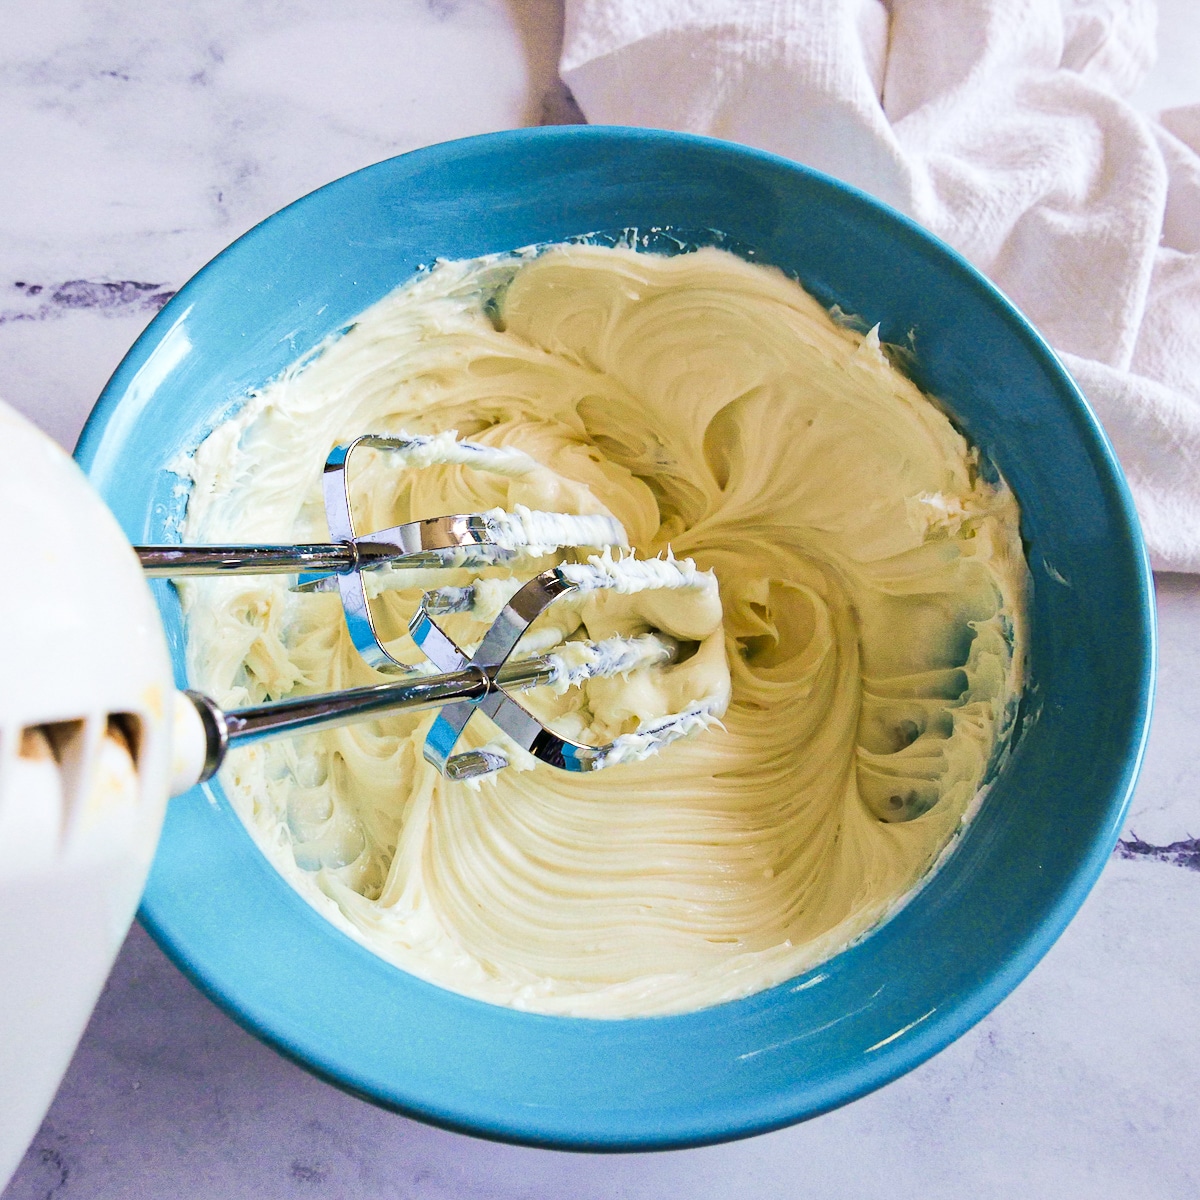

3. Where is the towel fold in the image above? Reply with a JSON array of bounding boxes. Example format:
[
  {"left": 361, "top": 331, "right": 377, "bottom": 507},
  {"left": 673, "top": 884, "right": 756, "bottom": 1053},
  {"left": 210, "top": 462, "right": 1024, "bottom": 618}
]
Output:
[{"left": 561, "top": 0, "right": 1200, "bottom": 571}]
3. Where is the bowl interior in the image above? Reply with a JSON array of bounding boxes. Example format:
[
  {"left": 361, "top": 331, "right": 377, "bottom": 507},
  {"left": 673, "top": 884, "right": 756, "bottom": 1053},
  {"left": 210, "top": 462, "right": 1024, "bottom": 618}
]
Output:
[{"left": 77, "top": 127, "right": 1154, "bottom": 1150}]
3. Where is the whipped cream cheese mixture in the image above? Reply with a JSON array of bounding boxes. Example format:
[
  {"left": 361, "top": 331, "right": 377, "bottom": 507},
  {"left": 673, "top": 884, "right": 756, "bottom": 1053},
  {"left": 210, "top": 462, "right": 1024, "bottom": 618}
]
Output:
[{"left": 179, "top": 243, "right": 1027, "bottom": 1017}]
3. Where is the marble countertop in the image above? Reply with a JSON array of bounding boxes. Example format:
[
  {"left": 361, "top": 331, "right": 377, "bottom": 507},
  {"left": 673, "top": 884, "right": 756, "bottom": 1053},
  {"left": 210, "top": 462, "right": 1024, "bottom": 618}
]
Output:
[{"left": 2, "top": 3, "right": 1197, "bottom": 1196}]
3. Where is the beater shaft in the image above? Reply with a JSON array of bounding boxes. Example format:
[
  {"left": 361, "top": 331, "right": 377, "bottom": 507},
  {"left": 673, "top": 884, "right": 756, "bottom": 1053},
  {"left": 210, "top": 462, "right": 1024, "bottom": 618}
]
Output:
[
  {"left": 138, "top": 544, "right": 353, "bottom": 576},
  {"left": 185, "top": 669, "right": 486, "bottom": 782},
  {"left": 181, "top": 644, "right": 658, "bottom": 784}
]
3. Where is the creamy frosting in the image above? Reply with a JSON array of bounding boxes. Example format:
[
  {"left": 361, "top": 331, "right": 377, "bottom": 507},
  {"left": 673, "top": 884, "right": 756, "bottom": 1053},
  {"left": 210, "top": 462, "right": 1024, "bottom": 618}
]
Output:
[
  {"left": 477, "top": 505, "right": 626, "bottom": 555},
  {"left": 178, "top": 243, "right": 1027, "bottom": 1017}
]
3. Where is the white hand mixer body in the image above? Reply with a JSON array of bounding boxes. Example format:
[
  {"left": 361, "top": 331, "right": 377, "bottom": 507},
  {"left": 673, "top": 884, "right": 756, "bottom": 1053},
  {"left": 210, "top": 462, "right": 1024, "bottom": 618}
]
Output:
[{"left": 0, "top": 401, "right": 177, "bottom": 1185}]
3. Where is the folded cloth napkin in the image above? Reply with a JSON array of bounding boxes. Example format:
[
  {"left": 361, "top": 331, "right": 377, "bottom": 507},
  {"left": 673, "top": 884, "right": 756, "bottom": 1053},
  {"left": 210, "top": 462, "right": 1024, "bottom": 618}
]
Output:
[{"left": 560, "top": 0, "right": 1200, "bottom": 571}]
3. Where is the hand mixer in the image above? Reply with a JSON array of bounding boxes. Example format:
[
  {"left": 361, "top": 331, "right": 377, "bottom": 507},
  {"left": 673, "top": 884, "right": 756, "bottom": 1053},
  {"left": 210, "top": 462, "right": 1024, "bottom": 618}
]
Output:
[
  {"left": 0, "top": 405, "right": 722, "bottom": 1186},
  {"left": 135, "top": 432, "right": 724, "bottom": 787}
]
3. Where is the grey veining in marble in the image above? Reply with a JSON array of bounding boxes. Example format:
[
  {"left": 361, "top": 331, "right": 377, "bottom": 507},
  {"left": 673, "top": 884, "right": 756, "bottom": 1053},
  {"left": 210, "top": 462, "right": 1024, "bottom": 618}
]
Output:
[
  {"left": 2, "top": 2, "right": 1198, "bottom": 1196},
  {"left": 0, "top": 0, "right": 570, "bottom": 449}
]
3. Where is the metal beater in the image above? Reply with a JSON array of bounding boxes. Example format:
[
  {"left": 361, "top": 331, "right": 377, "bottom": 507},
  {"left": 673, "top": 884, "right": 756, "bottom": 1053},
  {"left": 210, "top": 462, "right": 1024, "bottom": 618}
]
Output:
[{"left": 136, "top": 433, "right": 722, "bottom": 782}]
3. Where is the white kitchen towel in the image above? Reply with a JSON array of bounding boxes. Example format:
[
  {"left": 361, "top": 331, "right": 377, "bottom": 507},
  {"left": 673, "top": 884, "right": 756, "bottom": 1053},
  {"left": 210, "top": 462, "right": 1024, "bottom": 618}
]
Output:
[{"left": 560, "top": 0, "right": 1200, "bottom": 571}]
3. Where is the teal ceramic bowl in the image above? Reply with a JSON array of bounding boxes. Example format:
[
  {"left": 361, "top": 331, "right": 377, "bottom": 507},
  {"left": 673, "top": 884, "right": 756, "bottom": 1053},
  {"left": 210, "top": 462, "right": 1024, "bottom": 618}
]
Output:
[{"left": 77, "top": 127, "right": 1155, "bottom": 1150}]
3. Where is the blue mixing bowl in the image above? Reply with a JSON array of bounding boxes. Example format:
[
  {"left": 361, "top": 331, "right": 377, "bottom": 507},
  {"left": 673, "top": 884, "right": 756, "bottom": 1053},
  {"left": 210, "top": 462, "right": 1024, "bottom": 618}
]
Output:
[{"left": 77, "top": 126, "right": 1155, "bottom": 1150}]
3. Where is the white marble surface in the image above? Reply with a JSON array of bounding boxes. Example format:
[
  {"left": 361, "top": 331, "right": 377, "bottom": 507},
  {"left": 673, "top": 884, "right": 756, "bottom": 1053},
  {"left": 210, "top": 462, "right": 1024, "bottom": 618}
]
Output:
[{"left": 2, "top": 2, "right": 1198, "bottom": 1196}]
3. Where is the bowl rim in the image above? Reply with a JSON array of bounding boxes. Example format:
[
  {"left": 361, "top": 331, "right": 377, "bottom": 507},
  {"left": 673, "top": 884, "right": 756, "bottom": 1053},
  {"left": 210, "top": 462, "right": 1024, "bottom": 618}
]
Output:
[{"left": 76, "top": 124, "right": 1157, "bottom": 1151}]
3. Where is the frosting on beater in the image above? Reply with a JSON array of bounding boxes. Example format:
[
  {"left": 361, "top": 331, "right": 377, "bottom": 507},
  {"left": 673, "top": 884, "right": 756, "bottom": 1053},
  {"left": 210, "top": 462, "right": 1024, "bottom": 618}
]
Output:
[{"left": 178, "top": 242, "right": 1026, "bottom": 1017}]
